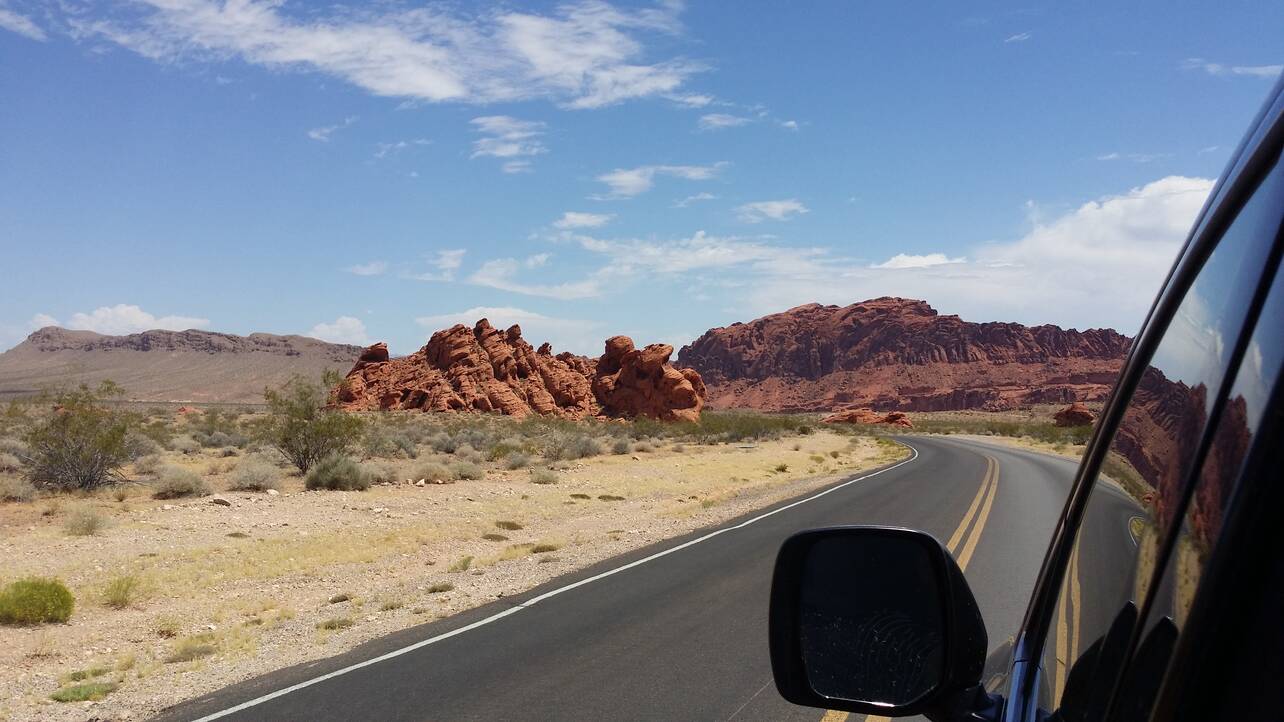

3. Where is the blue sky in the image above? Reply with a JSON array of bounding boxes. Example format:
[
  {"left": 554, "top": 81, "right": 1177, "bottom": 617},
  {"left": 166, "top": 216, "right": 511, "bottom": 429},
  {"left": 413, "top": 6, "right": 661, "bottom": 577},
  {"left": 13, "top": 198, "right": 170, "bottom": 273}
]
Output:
[{"left": 1, "top": 1, "right": 1280, "bottom": 355}]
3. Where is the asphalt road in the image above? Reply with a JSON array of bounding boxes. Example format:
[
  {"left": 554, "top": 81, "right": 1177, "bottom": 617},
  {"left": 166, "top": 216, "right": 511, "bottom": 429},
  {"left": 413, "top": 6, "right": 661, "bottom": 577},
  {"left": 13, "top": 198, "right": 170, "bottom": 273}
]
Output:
[{"left": 155, "top": 436, "right": 1119, "bottom": 722}]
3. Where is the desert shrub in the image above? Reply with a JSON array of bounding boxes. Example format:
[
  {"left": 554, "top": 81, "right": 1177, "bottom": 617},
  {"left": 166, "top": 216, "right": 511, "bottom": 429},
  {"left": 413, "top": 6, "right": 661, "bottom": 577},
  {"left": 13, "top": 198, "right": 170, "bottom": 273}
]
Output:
[
  {"left": 428, "top": 433, "right": 458, "bottom": 454},
  {"left": 503, "top": 452, "right": 531, "bottom": 470},
  {"left": 530, "top": 469, "right": 559, "bottom": 485},
  {"left": 22, "top": 382, "right": 130, "bottom": 492},
  {"left": 530, "top": 543, "right": 560, "bottom": 554},
  {"left": 328, "top": 592, "right": 352, "bottom": 604},
  {"left": 414, "top": 462, "right": 453, "bottom": 483},
  {"left": 63, "top": 505, "right": 109, "bottom": 536},
  {"left": 263, "top": 374, "right": 364, "bottom": 473},
  {"left": 450, "top": 461, "right": 484, "bottom": 481},
  {"left": 227, "top": 458, "right": 280, "bottom": 491},
  {"left": 633, "top": 441, "right": 654, "bottom": 453},
  {"left": 391, "top": 434, "right": 418, "bottom": 459},
  {"left": 482, "top": 533, "right": 509, "bottom": 541},
  {"left": 0, "top": 476, "right": 36, "bottom": 502},
  {"left": 447, "top": 556, "right": 473, "bottom": 573},
  {"left": 0, "top": 451, "right": 21, "bottom": 473},
  {"left": 545, "top": 434, "right": 603, "bottom": 461},
  {"left": 152, "top": 466, "right": 210, "bottom": 499},
  {"left": 597, "top": 494, "right": 625, "bottom": 501},
  {"left": 0, "top": 577, "right": 74, "bottom": 624},
  {"left": 453, "top": 444, "right": 483, "bottom": 463},
  {"left": 495, "top": 520, "right": 523, "bottom": 530},
  {"left": 102, "top": 575, "right": 142, "bottom": 609},
  {"left": 122, "top": 431, "right": 162, "bottom": 460},
  {"left": 672, "top": 444, "right": 686, "bottom": 453},
  {"left": 426, "top": 582, "right": 454, "bottom": 593},
  {"left": 611, "top": 439, "right": 631, "bottom": 455},
  {"left": 0, "top": 437, "right": 28, "bottom": 457},
  {"left": 304, "top": 454, "right": 370, "bottom": 491},
  {"left": 168, "top": 435, "right": 201, "bottom": 455},
  {"left": 165, "top": 634, "right": 216, "bottom": 662},
  {"left": 50, "top": 681, "right": 117, "bottom": 702},
  {"left": 153, "top": 615, "right": 181, "bottom": 638},
  {"left": 132, "top": 454, "right": 162, "bottom": 476},
  {"left": 773, "top": 463, "right": 789, "bottom": 473},
  {"left": 364, "top": 462, "right": 397, "bottom": 484}
]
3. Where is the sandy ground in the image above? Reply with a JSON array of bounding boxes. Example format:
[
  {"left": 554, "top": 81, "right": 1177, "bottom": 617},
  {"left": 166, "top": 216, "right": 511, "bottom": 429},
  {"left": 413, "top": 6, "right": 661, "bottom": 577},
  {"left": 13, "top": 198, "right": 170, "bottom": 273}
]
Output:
[{"left": 0, "top": 432, "right": 904, "bottom": 722}]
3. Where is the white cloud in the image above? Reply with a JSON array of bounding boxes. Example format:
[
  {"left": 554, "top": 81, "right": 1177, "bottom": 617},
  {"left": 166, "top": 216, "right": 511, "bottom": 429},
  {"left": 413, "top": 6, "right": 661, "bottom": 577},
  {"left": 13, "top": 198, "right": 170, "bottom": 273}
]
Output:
[
  {"left": 307, "top": 116, "right": 357, "bottom": 142},
  {"left": 593, "top": 162, "right": 727, "bottom": 199},
  {"left": 408, "top": 249, "right": 467, "bottom": 281},
  {"left": 308, "top": 316, "right": 369, "bottom": 345},
  {"left": 58, "top": 304, "right": 211, "bottom": 335},
  {"left": 374, "top": 138, "right": 430, "bottom": 159},
  {"left": 468, "top": 258, "right": 602, "bottom": 299},
  {"left": 568, "top": 229, "right": 825, "bottom": 275},
  {"left": 415, "top": 306, "right": 601, "bottom": 354},
  {"left": 871, "top": 253, "right": 966, "bottom": 269},
  {"left": 668, "top": 93, "right": 714, "bottom": 108},
  {"left": 735, "top": 199, "right": 809, "bottom": 223},
  {"left": 674, "top": 192, "right": 717, "bottom": 208},
  {"left": 29, "top": 313, "right": 59, "bottom": 329},
  {"left": 345, "top": 261, "right": 388, "bottom": 276},
  {"left": 67, "top": 1, "right": 701, "bottom": 109},
  {"left": 1182, "top": 58, "right": 1283, "bottom": 79},
  {"left": 0, "top": 6, "right": 45, "bottom": 40},
  {"left": 525, "top": 253, "right": 551, "bottom": 268},
  {"left": 779, "top": 120, "right": 799, "bottom": 131},
  {"left": 471, "top": 116, "right": 546, "bottom": 158},
  {"left": 698, "top": 113, "right": 751, "bottom": 130},
  {"left": 1096, "top": 151, "right": 1172, "bottom": 163},
  {"left": 554, "top": 211, "right": 613, "bottom": 229},
  {"left": 503, "top": 161, "right": 533, "bottom": 174},
  {"left": 1004, "top": 32, "right": 1031, "bottom": 43},
  {"left": 1198, "top": 145, "right": 1221, "bottom": 155}
]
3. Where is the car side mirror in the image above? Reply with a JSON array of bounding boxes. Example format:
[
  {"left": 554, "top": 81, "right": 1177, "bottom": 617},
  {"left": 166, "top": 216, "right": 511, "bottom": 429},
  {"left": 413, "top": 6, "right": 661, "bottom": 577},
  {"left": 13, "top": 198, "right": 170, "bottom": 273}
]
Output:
[{"left": 769, "top": 526, "right": 988, "bottom": 720}]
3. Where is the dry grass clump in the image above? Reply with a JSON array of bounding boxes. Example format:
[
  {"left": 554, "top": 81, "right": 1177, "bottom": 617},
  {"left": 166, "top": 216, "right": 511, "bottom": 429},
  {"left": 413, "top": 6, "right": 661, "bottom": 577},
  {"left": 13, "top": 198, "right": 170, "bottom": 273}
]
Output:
[
  {"left": 530, "top": 469, "right": 559, "bottom": 485},
  {"left": 0, "top": 476, "right": 36, "bottom": 502},
  {"left": 50, "top": 681, "right": 117, "bottom": 703},
  {"left": 102, "top": 574, "right": 143, "bottom": 609},
  {"left": 530, "top": 543, "right": 561, "bottom": 554},
  {"left": 447, "top": 556, "right": 473, "bottom": 573},
  {"left": 317, "top": 617, "right": 354, "bottom": 630},
  {"left": 165, "top": 633, "right": 217, "bottom": 663},
  {"left": 569, "top": 493, "right": 591, "bottom": 500},
  {"left": 503, "top": 452, "right": 532, "bottom": 469},
  {"left": 495, "top": 520, "right": 523, "bottom": 530},
  {"left": 327, "top": 593, "right": 351, "bottom": 604},
  {"left": 63, "top": 504, "right": 109, "bottom": 536},
  {"left": 227, "top": 457, "right": 280, "bottom": 491},
  {"left": 426, "top": 582, "right": 454, "bottom": 594},
  {"left": 153, "top": 615, "right": 181, "bottom": 638},
  {"left": 597, "top": 494, "right": 625, "bottom": 502},
  {"left": 450, "top": 461, "right": 484, "bottom": 480},
  {"left": 414, "top": 462, "right": 453, "bottom": 483},
  {"left": 152, "top": 466, "right": 211, "bottom": 499},
  {"left": 611, "top": 439, "right": 631, "bottom": 455},
  {"left": 0, "top": 577, "right": 74, "bottom": 625},
  {"left": 0, "top": 451, "right": 20, "bottom": 472},
  {"left": 481, "top": 533, "right": 509, "bottom": 541}
]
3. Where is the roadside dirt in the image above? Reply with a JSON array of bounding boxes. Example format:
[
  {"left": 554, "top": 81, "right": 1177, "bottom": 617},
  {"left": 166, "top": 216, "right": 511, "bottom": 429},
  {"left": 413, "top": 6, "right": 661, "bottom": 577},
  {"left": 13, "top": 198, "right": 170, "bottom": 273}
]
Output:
[{"left": 0, "top": 432, "right": 904, "bottom": 722}]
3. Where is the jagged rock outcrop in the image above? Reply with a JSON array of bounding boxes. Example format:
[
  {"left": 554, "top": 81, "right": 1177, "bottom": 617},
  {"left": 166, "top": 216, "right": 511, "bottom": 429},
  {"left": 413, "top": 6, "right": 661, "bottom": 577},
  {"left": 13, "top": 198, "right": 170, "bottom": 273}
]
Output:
[
  {"left": 1053, "top": 402, "right": 1097, "bottom": 427},
  {"left": 333, "top": 320, "right": 705, "bottom": 421},
  {"left": 677, "top": 298, "right": 1132, "bottom": 412},
  {"left": 821, "top": 408, "right": 913, "bottom": 428}
]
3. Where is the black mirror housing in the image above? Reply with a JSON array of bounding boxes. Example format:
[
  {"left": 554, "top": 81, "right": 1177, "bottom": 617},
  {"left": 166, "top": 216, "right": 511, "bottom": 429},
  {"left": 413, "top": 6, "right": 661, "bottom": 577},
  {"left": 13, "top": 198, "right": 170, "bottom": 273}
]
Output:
[{"left": 769, "top": 526, "right": 988, "bottom": 720}]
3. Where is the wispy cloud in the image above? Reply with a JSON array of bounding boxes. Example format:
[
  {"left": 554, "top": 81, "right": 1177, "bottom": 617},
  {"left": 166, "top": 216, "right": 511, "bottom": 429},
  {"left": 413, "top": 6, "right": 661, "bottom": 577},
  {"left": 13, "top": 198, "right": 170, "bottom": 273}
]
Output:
[
  {"left": 1004, "top": 32, "right": 1031, "bottom": 43},
  {"left": 374, "top": 138, "right": 430, "bottom": 159},
  {"left": 345, "top": 261, "right": 388, "bottom": 277},
  {"left": 307, "top": 116, "right": 357, "bottom": 142},
  {"left": 554, "top": 211, "right": 614, "bottom": 229},
  {"left": 668, "top": 93, "right": 714, "bottom": 108},
  {"left": 408, "top": 250, "right": 467, "bottom": 282},
  {"left": 308, "top": 316, "right": 369, "bottom": 345},
  {"left": 470, "top": 116, "right": 547, "bottom": 171},
  {"left": 871, "top": 253, "right": 966, "bottom": 269},
  {"left": 1096, "top": 151, "right": 1173, "bottom": 163},
  {"left": 779, "top": 120, "right": 799, "bottom": 130},
  {"left": 735, "top": 199, "right": 809, "bottom": 223},
  {"left": 698, "top": 113, "right": 752, "bottom": 130},
  {"left": 1198, "top": 145, "right": 1221, "bottom": 155},
  {"left": 0, "top": 6, "right": 46, "bottom": 40},
  {"left": 1181, "top": 58, "right": 1283, "bottom": 78},
  {"left": 674, "top": 192, "right": 717, "bottom": 208},
  {"left": 593, "top": 162, "right": 727, "bottom": 199},
  {"left": 468, "top": 258, "right": 602, "bottom": 299},
  {"left": 63, "top": 1, "right": 702, "bottom": 109}
]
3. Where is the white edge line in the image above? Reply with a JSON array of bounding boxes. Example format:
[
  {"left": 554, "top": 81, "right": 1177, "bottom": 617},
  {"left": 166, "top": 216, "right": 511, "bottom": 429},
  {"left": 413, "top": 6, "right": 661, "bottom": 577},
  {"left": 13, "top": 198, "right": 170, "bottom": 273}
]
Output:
[{"left": 190, "top": 443, "right": 921, "bottom": 722}]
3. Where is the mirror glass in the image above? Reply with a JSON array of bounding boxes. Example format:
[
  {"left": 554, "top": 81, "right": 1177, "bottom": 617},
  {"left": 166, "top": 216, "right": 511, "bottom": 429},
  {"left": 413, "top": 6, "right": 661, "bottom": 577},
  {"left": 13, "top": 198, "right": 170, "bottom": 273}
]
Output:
[{"left": 797, "top": 533, "right": 947, "bottom": 706}]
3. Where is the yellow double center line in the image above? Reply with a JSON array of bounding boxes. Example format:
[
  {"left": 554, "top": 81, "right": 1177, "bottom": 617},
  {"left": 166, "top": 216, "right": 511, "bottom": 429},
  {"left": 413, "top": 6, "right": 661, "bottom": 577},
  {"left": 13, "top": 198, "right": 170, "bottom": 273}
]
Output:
[{"left": 825, "top": 455, "right": 1000, "bottom": 722}]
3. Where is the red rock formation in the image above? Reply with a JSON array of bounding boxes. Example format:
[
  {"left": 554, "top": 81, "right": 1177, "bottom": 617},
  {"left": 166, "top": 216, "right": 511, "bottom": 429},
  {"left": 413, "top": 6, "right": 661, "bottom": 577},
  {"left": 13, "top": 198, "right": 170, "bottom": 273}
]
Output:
[
  {"left": 333, "top": 321, "right": 706, "bottom": 422},
  {"left": 677, "top": 298, "right": 1132, "bottom": 412},
  {"left": 1053, "top": 402, "right": 1097, "bottom": 427},
  {"left": 821, "top": 408, "right": 913, "bottom": 428},
  {"left": 592, "top": 337, "right": 704, "bottom": 423}
]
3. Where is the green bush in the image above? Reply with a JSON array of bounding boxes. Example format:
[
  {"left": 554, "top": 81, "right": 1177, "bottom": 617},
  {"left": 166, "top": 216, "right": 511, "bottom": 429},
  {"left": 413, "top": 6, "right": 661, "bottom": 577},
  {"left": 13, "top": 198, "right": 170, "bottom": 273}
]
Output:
[
  {"left": 22, "top": 382, "right": 131, "bottom": 492},
  {"left": 263, "top": 374, "right": 365, "bottom": 473},
  {"left": 227, "top": 458, "right": 280, "bottom": 491},
  {"left": 152, "top": 466, "right": 210, "bottom": 499},
  {"left": 0, "top": 577, "right": 74, "bottom": 624},
  {"left": 50, "top": 681, "right": 117, "bottom": 702},
  {"left": 305, "top": 455, "right": 370, "bottom": 491}
]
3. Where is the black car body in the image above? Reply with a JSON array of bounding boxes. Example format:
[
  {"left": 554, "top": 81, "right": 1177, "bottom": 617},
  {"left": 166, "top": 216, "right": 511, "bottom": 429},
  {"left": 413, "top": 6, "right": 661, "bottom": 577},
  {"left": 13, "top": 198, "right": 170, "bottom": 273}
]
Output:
[{"left": 770, "top": 76, "right": 1284, "bottom": 722}]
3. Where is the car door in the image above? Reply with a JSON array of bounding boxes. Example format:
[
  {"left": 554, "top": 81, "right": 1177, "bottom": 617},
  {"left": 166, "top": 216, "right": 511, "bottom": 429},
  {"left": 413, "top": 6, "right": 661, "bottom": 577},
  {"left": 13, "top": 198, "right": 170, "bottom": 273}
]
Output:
[{"left": 1010, "top": 84, "right": 1284, "bottom": 722}]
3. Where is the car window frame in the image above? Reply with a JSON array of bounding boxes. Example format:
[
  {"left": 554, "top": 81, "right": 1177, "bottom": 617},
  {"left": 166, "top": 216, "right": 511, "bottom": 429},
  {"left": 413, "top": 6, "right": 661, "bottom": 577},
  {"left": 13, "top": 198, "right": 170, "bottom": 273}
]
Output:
[{"left": 998, "top": 75, "right": 1284, "bottom": 722}]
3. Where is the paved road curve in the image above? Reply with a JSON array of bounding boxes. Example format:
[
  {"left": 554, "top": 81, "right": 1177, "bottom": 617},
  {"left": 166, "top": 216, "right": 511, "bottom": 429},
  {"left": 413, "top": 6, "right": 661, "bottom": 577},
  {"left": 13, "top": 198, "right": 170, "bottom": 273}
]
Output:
[{"left": 156, "top": 436, "right": 1093, "bottom": 722}]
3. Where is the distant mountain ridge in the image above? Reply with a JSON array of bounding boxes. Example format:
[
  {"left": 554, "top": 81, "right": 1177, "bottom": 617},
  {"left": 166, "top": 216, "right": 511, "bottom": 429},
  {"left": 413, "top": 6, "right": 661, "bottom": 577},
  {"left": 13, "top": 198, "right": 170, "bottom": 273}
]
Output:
[
  {"left": 0, "top": 327, "right": 362, "bottom": 403},
  {"left": 676, "top": 297, "right": 1132, "bottom": 412}
]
